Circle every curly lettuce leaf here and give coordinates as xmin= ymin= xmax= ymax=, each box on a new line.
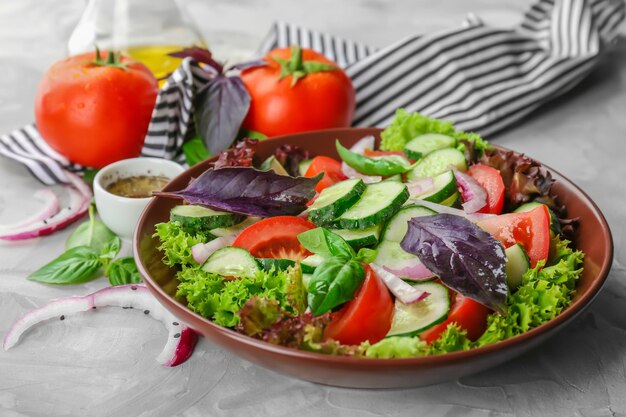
xmin=153 ymin=221 xmax=213 ymax=267
xmin=380 ymin=109 xmax=456 ymax=151
xmin=176 ymin=265 xmax=304 ymax=327
xmin=364 ymin=336 xmax=427 ymax=358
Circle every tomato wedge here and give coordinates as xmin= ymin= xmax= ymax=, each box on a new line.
xmin=420 ymin=292 xmax=490 ymax=343
xmin=304 ymin=156 xmax=347 ymax=193
xmin=477 ymin=205 xmax=550 ymax=267
xmin=468 ymin=164 xmax=505 ymax=215
xmin=324 ymin=265 xmax=394 ymax=345
xmin=231 ymin=216 xmax=315 ymax=261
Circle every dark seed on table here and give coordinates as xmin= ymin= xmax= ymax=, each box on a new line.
xmin=92 ymin=306 xmax=96 ymax=309
xmin=173 ymin=333 xmax=180 ymax=338
xmin=144 ymin=310 xmax=150 ymax=315
xmin=60 ymin=315 xmax=65 ymax=320
xmin=172 ymin=322 xmax=179 ymax=326
xmin=131 ymin=286 xmax=137 ymax=291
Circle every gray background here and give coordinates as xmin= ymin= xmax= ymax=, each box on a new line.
xmin=0 ymin=1 xmax=625 ymax=416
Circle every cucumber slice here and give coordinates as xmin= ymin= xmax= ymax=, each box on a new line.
xmin=257 ymin=258 xmax=296 ymax=272
xmin=298 ymin=159 xmax=313 ymax=176
xmin=301 ymin=254 xmax=325 ymax=274
xmin=308 ymin=178 xmax=365 ymax=226
xmin=380 ymin=205 xmax=437 ymax=242
xmin=505 ymin=243 xmax=530 ymax=290
xmin=337 ymin=181 xmax=409 ymax=229
xmin=514 ymin=202 xmax=561 ymax=235
xmin=387 ymin=282 xmax=450 ymax=337
xmin=383 ymin=174 xmax=403 ymax=182
xmin=171 ymin=205 xmax=245 ymax=233
xmin=439 ymin=191 xmax=461 ymax=208
xmin=202 ymin=247 xmax=260 ymax=278
xmin=403 ymin=133 xmax=457 ymax=161
xmin=210 ymin=217 xmax=260 ymax=237
xmin=407 ymin=148 xmax=467 ymax=180
xmin=375 ymin=205 xmax=436 ymax=276
xmin=333 ymin=224 xmax=381 ymax=249
xmin=411 ymin=170 xmax=457 ymax=203
xmin=260 ymin=156 xmax=288 ymax=175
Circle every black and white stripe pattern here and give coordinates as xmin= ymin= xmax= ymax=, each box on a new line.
xmin=0 ymin=0 xmax=623 ymax=185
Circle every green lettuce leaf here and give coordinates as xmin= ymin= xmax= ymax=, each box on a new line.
xmin=380 ymin=109 xmax=456 ymax=151
xmin=363 ymin=336 xmax=427 ymax=358
xmin=176 ymin=265 xmax=304 ymax=327
xmin=153 ymin=221 xmax=212 ymax=267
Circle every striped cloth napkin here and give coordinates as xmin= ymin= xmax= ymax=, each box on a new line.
xmin=1 ymin=0 xmax=623 ymax=185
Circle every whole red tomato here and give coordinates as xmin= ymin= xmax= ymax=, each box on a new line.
xmin=240 ymin=46 xmax=355 ymax=137
xmin=35 ymin=50 xmax=158 ymax=168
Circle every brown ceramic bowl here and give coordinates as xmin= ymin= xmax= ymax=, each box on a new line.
xmin=133 ymin=128 xmax=613 ymax=388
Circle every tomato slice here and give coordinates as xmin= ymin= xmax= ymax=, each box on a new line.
xmin=468 ymin=164 xmax=505 ymax=215
xmin=304 ymin=156 xmax=347 ymax=193
xmin=419 ymin=292 xmax=490 ymax=343
xmin=477 ymin=205 xmax=550 ymax=267
xmin=324 ymin=265 xmax=394 ymax=345
xmin=231 ymin=216 xmax=315 ymax=261
xmin=363 ymin=149 xmax=405 ymax=158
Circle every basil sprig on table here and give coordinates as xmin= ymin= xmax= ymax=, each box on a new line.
xmin=28 ymin=204 xmax=141 ymax=286
xmin=336 ymin=140 xmax=417 ymax=176
xmin=297 ymin=228 xmax=376 ymax=316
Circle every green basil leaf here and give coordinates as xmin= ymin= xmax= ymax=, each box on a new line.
xmin=307 ymin=257 xmax=365 ymax=316
xmin=99 ymin=236 xmax=121 ymax=266
xmin=355 ymin=247 xmax=377 ymax=263
xmin=66 ymin=204 xmax=116 ymax=252
xmin=106 ymin=257 xmax=142 ymax=286
xmin=182 ymin=136 xmax=211 ymax=166
xmin=28 ymin=246 xmax=101 ymax=284
xmin=297 ymin=228 xmax=355 ymax=259
xmin=336 ymin=140 xmax=417 ymax=176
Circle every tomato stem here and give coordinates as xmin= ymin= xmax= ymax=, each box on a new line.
xmin=91 ymin=47 xmax=128 ymax=70
xmin=272 ymin=45 xmax=337 ymax=87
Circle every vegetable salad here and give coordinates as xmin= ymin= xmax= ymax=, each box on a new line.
xmin=154 ymin=110 xmax=584 ymax=358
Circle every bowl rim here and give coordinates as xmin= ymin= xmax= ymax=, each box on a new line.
xmin=133 ymin=127 xmax=614 ymax=367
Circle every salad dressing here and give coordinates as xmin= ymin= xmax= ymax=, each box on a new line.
xmin=106 ymin=175 xmax=169 ymax=198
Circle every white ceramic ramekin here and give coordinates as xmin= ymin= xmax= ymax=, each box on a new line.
xmin=94 ymin=158 xmax=185 ymax=240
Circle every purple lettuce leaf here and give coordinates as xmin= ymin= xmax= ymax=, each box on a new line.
xmin=400 ymin=213 xmax=508 ymax=314
xmin=195 ymin=75 xmax=251 ymax=155
xmin=154 ymin=167 xmax=322 ymax=217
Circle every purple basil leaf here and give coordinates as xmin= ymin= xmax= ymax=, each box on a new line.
xmin=400 ymin=214 xmax=508 ymax=314
xmin=229 ymin=59 xmax=267 ymax=72
xmin=155 ymin=167 xmax=323 ymax=217
xmin=168 ymin=47 xmax=224 ymax=73
xmin=195 ymin=75 xmax=251 ymax=155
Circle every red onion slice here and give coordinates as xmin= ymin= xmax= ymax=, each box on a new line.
xmin=191 ymin=235 xmax=237 ymax=265
xmin=371 ymin=263 xmax=430 ymax=304
xmin=0 ymin=171 xmax=92 ymax=241
xmin=3 ymin=284 xmax=197 ymax=367
xmin=409 ymin=199 xmax=495 ymax=222
xmin=406 ymin=177 xmax=435 ymax=198
xmin=382 ymin=258 xmax=436 ymax=281
xmin=0 ymin=189 xmax=60 ymax=230
xmin=453 ymin=170 xmax=487 ymax=214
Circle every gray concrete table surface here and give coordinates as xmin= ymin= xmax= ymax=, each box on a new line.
xmin=0 ymin=1 xmax=625 ymax=416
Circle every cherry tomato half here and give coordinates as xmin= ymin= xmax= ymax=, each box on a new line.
xmin=468 ymin=164 xmax=505 ymax=215
xmin=420 ymin=292 xmax=490 ymax=343
xmin=324 ymin=265 xmax=394 ymax=345
xmin=304 ymin=156 xmax=347 ymax=193
xmin=231 ymin=216 xmax=316 ymax=261
xmin=478 ymin=205 xmax=551 ymax=267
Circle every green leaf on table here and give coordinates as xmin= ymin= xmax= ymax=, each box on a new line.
xmin=297 ymin=228 xmax=355 ymax=259
xmin=182 ymin=136 xmax=211 ymax=166
xmin=106 ymin=257 xmax=142 ymax=286
xmin=98 ymin=236 xmax=121 ymax=267
xmin=28 ymin=246 xmax=101 ymax=285
xmin=66 ymin=204 xmax=116 ymax=252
